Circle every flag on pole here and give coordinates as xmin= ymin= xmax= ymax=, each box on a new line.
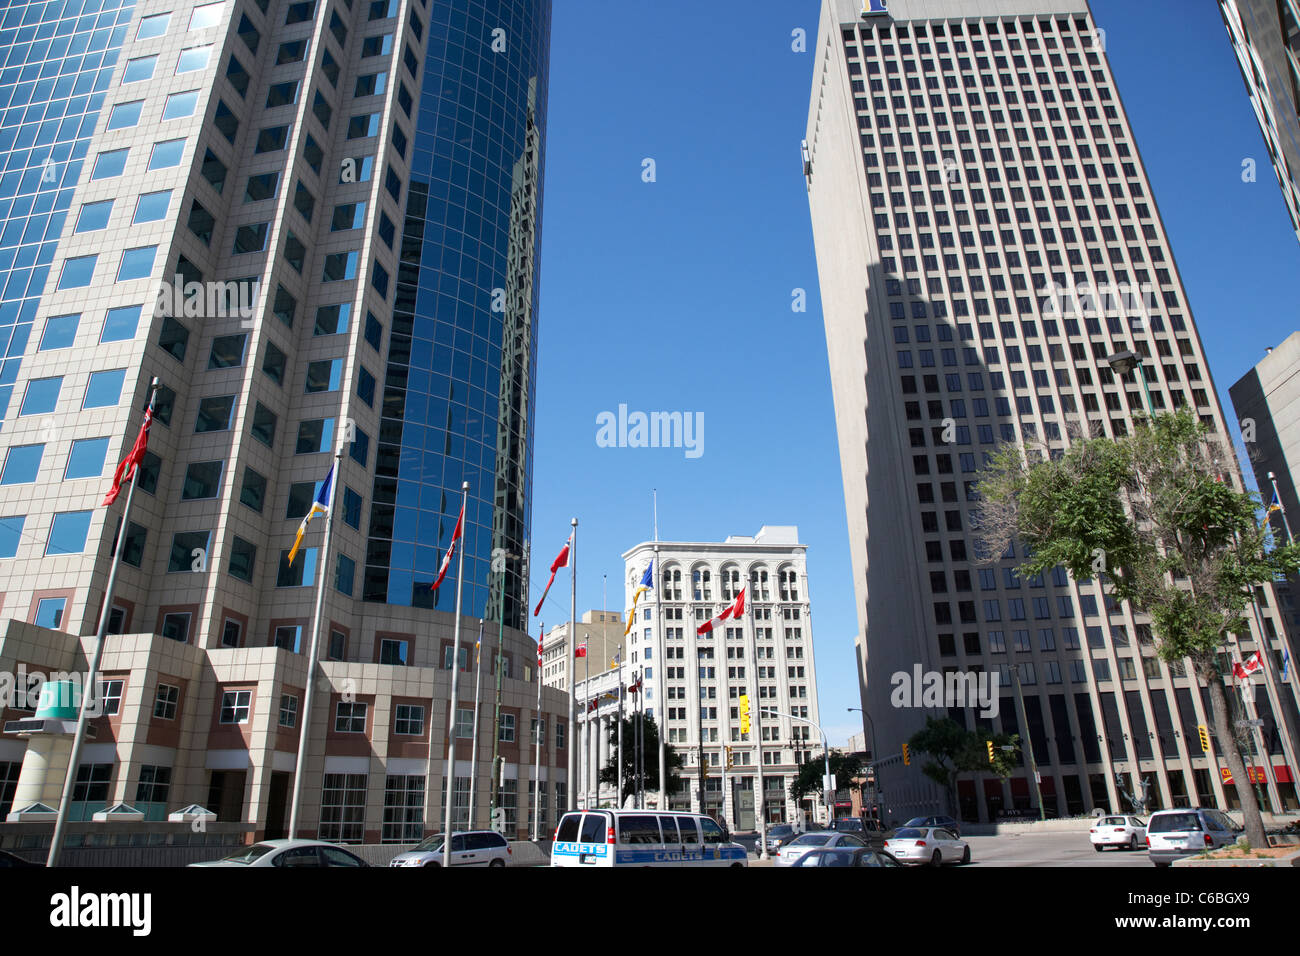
xmin=287 ymin=464 xmax=334 ymax=565
xmin=588 ymin=698 xmax=598 ymax=713
xmin=624 ymin=561 xmax=654 ymax=636
xmin=1282 ymin=648 xmax=1290 ymax=681
xmin=1232 ymin=651 xmax=1263 ymax=680
xmin=532 ymin=535 xmax=571 ymax=616
xmin=697 ymin=586 xmax=746 ymax=635
xmin=576 ymin=641 xmax=587 ymax=659
xmin=102 ymin=406 xmax=153 ymax=506
xmin=1267 ymin=490 xmax=1282 ymax=514
xmin=628 ymin=675 xmax=643 ymax=695
xmin=429 ymin=499 xmax=465 ymax=593
xmin=537 ymin=624 xmax=544 ymax=668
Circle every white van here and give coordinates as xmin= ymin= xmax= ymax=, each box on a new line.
xmin=550 ymin=810 xmax=748 ymax=867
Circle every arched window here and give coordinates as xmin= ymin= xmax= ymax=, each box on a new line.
xmin=692 ymin=566 xmax=712 ymax=601
xmin=779 ymin=567 xmax=800 ymax=601
xmin=720 ymin=565 xmax=741 ymax=600
xmin=749 ymin=568 xmax=770 ymax=601
xmin=662 ymin=566 xmax=682 ymax=601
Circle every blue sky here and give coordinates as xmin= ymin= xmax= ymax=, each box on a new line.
xmin=526 ymin=0 xmax=1300 ymax=747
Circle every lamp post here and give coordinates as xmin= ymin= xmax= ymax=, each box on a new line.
xmin=762 ymin=707 xmax=832 ymax=826
xmin=847 ymin=706 xmax=879 ymax=824
xmin=1106 ymin=349 xmax=1155 ymax=418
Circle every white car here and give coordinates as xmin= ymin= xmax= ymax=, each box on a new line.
xmin=882 ymin=826 xmax=970 ymax=866
xmin=1089 ymin=815 xmax=1147 ymax=851
xmin=776 ymin=832 xmax=866 ymax=867
xmin=389 ymin=830 xmax=511 ymax=867
xmin=189 ymin=839 xmax=368 ymax=867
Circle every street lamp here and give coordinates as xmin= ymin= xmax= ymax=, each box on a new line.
xmin=762 ymin=707 xmax=833 ymax=826
xmin=1106 ymin=349 xmax=1155 ymax=418
xmin=847 ymin=706 xmax=880 ymax=824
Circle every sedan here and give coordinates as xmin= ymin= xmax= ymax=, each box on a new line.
xmin=883 ymin=827 xmax=970 ymax=866
xmin=777 ymin=832 xmax=866 ymax=867
xmin=763 ymin=823 xmax=823 ymax=852
xmin=1089 ymin=815 xmax=1147 ymax=852
xmin=789 ymin=847 xmax=901 ymax=867
xmin=902 ymin=815 xmax=961 ymax=837
xmin=189 ymin=839 xmax=368 ymax=867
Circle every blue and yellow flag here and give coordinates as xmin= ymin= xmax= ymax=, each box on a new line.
xmin=1268 ymin=490 xmax=1282 ymax=514
xmin=624 ymin=560 xmax=654 ymax=636
xmin=288 ymin=464 xmax=334 ymax=565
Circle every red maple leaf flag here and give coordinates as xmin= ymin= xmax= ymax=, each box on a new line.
xmin=537 ymin=626 xmax=544 ymax=668
xmin=103 ymin=407 xmax=153 ymax=506
xmin=697 ymin=586 xmax=747 ymax=635
xmin=1232 ymin=651 xmax=1262 ymax=680
xmin=575 ymin=641 xmax=587 ymax=659
xmin=429 ymin=499 xmax=465 ymax=593
xmin=532 ymin=535 xmax=571 ymax=616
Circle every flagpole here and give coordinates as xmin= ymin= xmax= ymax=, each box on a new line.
xmin=637 ymin=671 xmax=645 ymax=808
xmin=654 ymin=544 xmax=665 ymax=810
xmin=48 ymin=377 xmax=159 ymax=866
xmin=468 ymin=619 xmax=485 ymax=829
xmin=745 ymin=587 xmax=769 ymax=859
xmin=441 ymin=481 xmax=470 ymax=868
xmin=617 ymin=660 xmax=625 ymax=808
xmin=1269 ymin=473 xmax=1295 ymax=545
xmin=287 ymin=447 xmax=344 ymax=840
xmin=489 ymin=553 xmax=506 ymax=830
xmin=567 ymin=518 xmax=577 ymax=810
xmin=584 ymin=624 xmax=591 ymax=808
xmin=532 ymin=626 xmax=543 ymax=841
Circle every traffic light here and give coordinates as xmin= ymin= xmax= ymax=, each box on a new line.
xmin=902 ymin=743 xmax=911 ymax=766
xmin=1197 ymin=724 xmax=1210 ymax=753
xmin=725 ymin=746 xmax=734 ymax=770
xmin=701 ymin=752 xmax=710 ymax=779
xmin=986 ymin=740 xmax=995 ymax=763
xmin=739 ymin=695 xmax=751 ymax=734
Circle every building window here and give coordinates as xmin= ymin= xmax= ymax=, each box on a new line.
xmin=72 ymin=764 xmax=112 ymax=803
xmin=273 ymin=625 xmax=302 ymax=653
xmin=160 ymin=612 xmax=191 ymax=643
xmin=335 ymin=701 xmax=368 ymax=733
xmin=382 ymin=775 xmax=424 ymax=843
xmin=154 ymin=683 xmax=179 ymax=720
xmin=379 ymin=638 xmax=408 ymax=665
xmin=98 ymin=679 xmax=124 ymax=716
xmin=221 ymin=619 xmax=242 ymax=648
xmin=219 ymin=690 xmax=252 ymax=724
xmin=319 ymin=773 xmax=367 ymax=842
xmin=394 ymin=704 xmax=424 ymax=735
xmin=279 ymin=694 xmax=298 ymax=728
xmin=135 ymin=765 xmax=171 ymax=804
xmin=499 ymin=713 xmax=516 ymax=743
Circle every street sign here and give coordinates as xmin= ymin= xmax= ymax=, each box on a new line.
xmin=1236 ymin=719 xmax=1264 ymax=727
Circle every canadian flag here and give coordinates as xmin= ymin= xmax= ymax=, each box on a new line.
xmin=697 ymin=586 xmax=746 ymax=635
xmin=429 ymin=500 xmax=465 ymax=593
xmin=1232 ymin=651 xmax=1263 ymax=680
xmin=532 ymin=536 xmax=571 ymax=616
xmin=537 ymin=626 xmax=544 ymax=668
xmin=575 ymin=641 xmax=587 ymax=659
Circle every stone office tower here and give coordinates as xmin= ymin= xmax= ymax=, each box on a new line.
xmin=0 ymin=0 xmax=563 ymax=845
xmin=805 ymin=0 xmax=1300 ymax=822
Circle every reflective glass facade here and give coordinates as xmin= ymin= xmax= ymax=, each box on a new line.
xmin=365 ymin=0 xmax=550 ymax=630
xmin=0 ymin=0 xmax=135 ymax=423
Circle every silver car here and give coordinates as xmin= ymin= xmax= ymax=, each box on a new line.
xmin=189 ymin=839 xmax=368 ymax=867
xmin=882 ymin=827 xmax=970 ymax=866
xmin=776 ymin=832 xmax=866 ymax=867
xmin=1146 ymin=808 xmax=1241 ymax=867
xmin=388 ymin=830 xmax=511 ymax=867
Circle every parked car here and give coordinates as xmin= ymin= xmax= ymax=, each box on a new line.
xmin=1145 ymin=808 xmax=1242 ymax=867
xmin=390 ymin=830 xmax=511 ymax=867
xmin=777 ymin=832 xmax=867 ymax=867
xmin=789 ymin=847 xmax=901 ymax=867
xmin=902 ymin=815 xmax=961 ymax=837
xmin=883 ymin=827 xmax=970 ymax=866
xmin=1089 ymin=815 xmax=1147 ymax=852
xmin=831 ymin=817 xmax=865 ymax=833
xmin=189 ymin=839 xmax=368 ymax=868
xmin=763 ymin=822 xmax=823 ymax=853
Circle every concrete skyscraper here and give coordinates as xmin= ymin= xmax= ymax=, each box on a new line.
xmin=806 ymin=0 xmax=1300 ymax=822
xmin=0 ymin=0 xmax=564 ymax=847
xmin=1219 ymin=0 xmax=1300 ymax=247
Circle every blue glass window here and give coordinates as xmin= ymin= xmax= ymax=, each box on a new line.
xmin=195 ymin=396 xmax=236 ymax=432
xmin=137 ymin=13 xmax=171 ymax=39
xmin=1 ymin=445 xmax=44 ymax=485
xmin=65 ymin=438 xmax=111 ymax=479
xmin=336 ymin=554 xmax=356 ymax=595
xmin=177 ymin=47 xmax=212 ymax=74
xmin=322 ymin=251 xmax=358 ymax=281
xmin=75 ymin=200 xmax=113 ymax=232
xmin=101 ymin=306 xmax=142 ymax=343
xmin=148 ymin=139 xmax=186 ymax=170
xmin=34 ymin=598 xmax=66 ymax=628
xmin=19 ymin=377 xmax=62 ymax=416
xmin=0 ymin=517 xmax=24 ymax=559
xmin=162 ymin=90 xmax=200 ymax=121
xmin=133 ymin=191 xmax=172 ymax=224
xmin=107 ymin=101 xmax=144 ymax=130
xmin=305 ymin=359 xmax=343 ymax=392
xmin=83 ymin=369 xmax=128 ymax=409
xmin=295 ymin=418 xmax=335 ymax=453
xmin=314 ymin=303 xmax=351 ymax=335
xmin=123 ymin=55 xmax=157 ymax=83
xmin=91 ymin=149 xmax=129 ymax=180
xmin=47 ymin=511 xmax=94 ymax=556
xmin=189 ymin=3 xmax=223 ymax=29
xmin=39 ymin=314 xmax=80 ymax=351
xmin=117 ymin=246 xmax=158 ymax=281
xmin=277 ymin=548 xmax=318 ymax=586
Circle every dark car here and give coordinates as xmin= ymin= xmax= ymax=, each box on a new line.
xmin=831 ymin=817 xmax=865 ymax=833
xmin=902 ymin=815 xmax=960 ymax=837
xmin=763 ymin=822 xmax=825 ymax=852
xmin=789 ymin=847 xmax=902 ymax=867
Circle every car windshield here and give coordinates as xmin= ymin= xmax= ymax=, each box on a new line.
xmin=903 ymin=817 xmax=928 ymax=827
xmin=892 ymin=828 xmax=925 ymax=840
xmin=218 ymin=843 xmax=278 ymax=864
xmin=1149 ymin=813 xmax=1201 ymax=833
xmin=836 ymin=819 xmax=863 ymax=829
xmin=791 ymin=834 xmax=832 ymax=847
xmin=770 ymin=826 xmax=793 ymax=836
xmin=413 ymin=834 xmax=445 ymax=851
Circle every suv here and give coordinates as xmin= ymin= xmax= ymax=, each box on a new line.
xmin=389 ymin=830 xmax=511 ymax=867
xmin=1145 ymin=808 xmax=1242 ymax=867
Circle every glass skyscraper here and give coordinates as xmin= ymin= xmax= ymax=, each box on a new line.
xmin=0 ymin=0 xmax=564 ymax=843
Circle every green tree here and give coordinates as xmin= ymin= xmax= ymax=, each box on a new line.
xmin=975 ymin=409 xmax=1300 ymax=847
xmin=907 ymin=716 xmax=1018 ymax=815
xmin=598 ymin=713 xmax=683 ymax=803
xmin=789 ymin=752 xmax=866 ymax=803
